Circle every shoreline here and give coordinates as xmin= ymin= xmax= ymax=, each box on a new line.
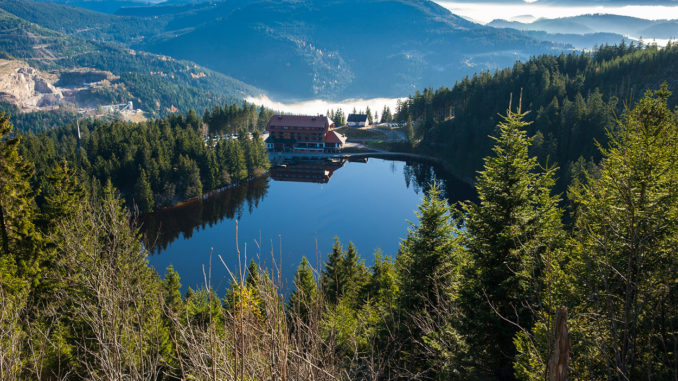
xmin=148 ymin=149 xmax=473 ymax=216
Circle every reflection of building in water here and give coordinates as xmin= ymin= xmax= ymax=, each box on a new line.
xmin=270 ymin=159 xmax=346 ymax=183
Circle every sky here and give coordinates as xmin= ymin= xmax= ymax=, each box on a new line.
xmin=435 ymin=1 xmax=678 ymax=24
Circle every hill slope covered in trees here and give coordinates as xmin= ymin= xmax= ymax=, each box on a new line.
xmin=393 ymin=43 xmax=678 ymax=189
xmin=2 ymin=0 xmax=568 ymax=100
xmin=0 ymin=5 xmax=263 ymax=125
xmin=1 ymin=85 xmax=677 ymax=379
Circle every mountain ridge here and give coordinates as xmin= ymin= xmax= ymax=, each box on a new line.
xmin=489 ymin=14 xmax=678 ymax=39
xmin=0 ymin=6 xmax=264 ymax=124
xmin=139 ymin=0 xmax=568 ymax=99
xmin=2 ymin=0 xmax=571 ymax=100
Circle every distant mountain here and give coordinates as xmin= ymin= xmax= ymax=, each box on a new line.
xmin=489 ymin=14 xmax=678 ymax=39
xmin=5 ymin=0 xmax=568 ymax=100
xmin=521 ymin=31 xmax=628 ymax=50
xmin=445 ymin=0 xmax=678 ymax=4
xmin=136 ymin=0 xmax=566 ymax=100
xmin=33 ymin=0 xmax=157 ymax=14
xmin=0 ymin=7 xmax=262 ymax=119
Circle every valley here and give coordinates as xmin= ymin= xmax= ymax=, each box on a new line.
xmin=1 ymin=1 xmax=678 ymax=380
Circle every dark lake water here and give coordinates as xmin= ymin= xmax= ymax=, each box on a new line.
xmin=142 ymin=157 xmax=475 ymax=294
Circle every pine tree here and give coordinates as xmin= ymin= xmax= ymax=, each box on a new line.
xmin=40 ymin=160 xmax=84 ymax=232
xmin=568 ymin=85 xmax=678 ymax=379
xmin=406 ymin=115 xmax=415 ymax=146
xmin=176 ymin=155 xmax=203 ymax=200
xmin=245 ymin=259 xmax=259 ymax=290
xmin=338 ymin=241 xmax=368 ymax=304
xmin=365 ymin=251 xmax=398 ymax=306
xmin=397 ymin=183 xmax=456 ymax=312
xmin=320 ymin=238 xmax=368 ymax=306
xmin=134 ymin=168 xmax=154 ymax=212
xmin=458 ymin=106 xmax=563 ymax=379
xmin=0 ymin=113 xmax=42 ymax=285
xmin=288 ymin=257 xmax=317 ymax=323
xmin=321 ymin=237 xmax=343 ymax=304
xmin=163 ymin=265 xmax=182 ymax=313
xmin=394 ymin=182 xmax=462 ymax=375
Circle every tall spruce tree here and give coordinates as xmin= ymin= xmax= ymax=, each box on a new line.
xmin=395 ymin=182 xmax=461 ymax=376
xmin=339 ymin=242 xmax=369 ymax=303
xmin=288 ymin=257 xmax=318 ymax=323
xmin=568 ymin=85 xmax=678 ymax=379
xmin=134 ymin=168 xmax=154 ymax=213
xmin=321 ymin=237 xmax=343 ymax=305
xmin=458 ymin=105 xmax=563 ymax=379
xmin=0 ymin=113 xmax=42 ymax=286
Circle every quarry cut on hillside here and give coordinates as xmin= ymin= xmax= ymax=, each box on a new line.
xmin=0 ymin=59 xmax=145 ymax=122
xmin=0 ymin=59 xmax=63 ymax=111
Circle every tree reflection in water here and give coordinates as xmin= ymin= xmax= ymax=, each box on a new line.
xmin=142 ymin=176 xmax=270 ymax=253
xmin=141 ymin=158 xmax=475 ymax=254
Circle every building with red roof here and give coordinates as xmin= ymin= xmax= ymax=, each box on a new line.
xmin=265 ymin=114 xmax=347 ymax=153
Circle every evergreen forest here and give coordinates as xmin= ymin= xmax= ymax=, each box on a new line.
xmin=16 ymin=106 xmax=269 ymax=214
xmin=393 ymin=42 xmax=678 ymax=190
xmin=2 ymin=82 xmax=677 ymax=379
xmin=1 ymin=42 xmax=678 ymax=380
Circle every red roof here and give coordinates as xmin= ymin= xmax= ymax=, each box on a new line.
xmin=267 ymin=115 xmax=332 ymax=129
xmin=324 ymin=129 xmax=347 ymax=145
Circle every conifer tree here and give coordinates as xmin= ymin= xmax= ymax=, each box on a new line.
xmin=406 ymin=115 xmax=415 ymax=146
xmin=339 ymin=241 xmax=369 ymax=303
xmin=365 ymin=251 xmax=398 ymax=306
xmin=458 ymin=106 xmax=563 ymax=379
xmin=395 ymin=182 xmax=461 ymax=375
xmin=134 ymin=168 xmax=155 ymax=212
xmin=397 ymin=183 xmax=456 ymax=313
xmin=0 ymin=113 xmax=41 ymax=284
xmin=288 ymin=257 xmax=317 ymax=323
xmin=245 ymin=259 xmax=259 ymax=290
xmin=321 ymin=237 xmax=343 ymax=304
xmin=320 ymin=238 xmax=368 ymax=306
xmin=163 ymin=265 xmax=182 ymax=313
xmin=41 ymin=161 xmax=84 ymax=228
xmin=568 ymin=85 xmax=678 ymax=379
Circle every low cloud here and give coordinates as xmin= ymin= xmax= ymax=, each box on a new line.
xmin=436 ymin=1 xmax=678 ymax=24
xmin=245 ymin=95 xmax=406 ymax=116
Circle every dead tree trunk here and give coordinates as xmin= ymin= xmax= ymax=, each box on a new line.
xmin=548 ymin=307 xmax=570 ymax=381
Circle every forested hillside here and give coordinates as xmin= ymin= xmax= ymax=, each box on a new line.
xmin=2 ymin=85 xmax=676 ymax=380
xmin=0 ymin=7 xmax=262 ymax=121
xmin=141 ymin=0 xmax=564 ymax=99
xmin=18 ymin=108 xmax=269 ymax=213
xmin=394 ymin=43 xmax=678 ymax=188
xmin=2 ymin=0 xmax=568 ymax=100
xmin=0 ymin=101 xmax=78 ymax=133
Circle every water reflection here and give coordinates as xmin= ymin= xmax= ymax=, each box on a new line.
xmin=269 ymin=158 xmax=346 ymax=184
xmin=142 ymin=157 xmax=475 ymax=255
xmin=142 ymin=176 xmax=270 ymax=253
xmin=400 ymin=158 xmax=476 ymax=203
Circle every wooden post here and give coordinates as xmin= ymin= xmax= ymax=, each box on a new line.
xmin=548 ymin=306 xmax=570 ymax=381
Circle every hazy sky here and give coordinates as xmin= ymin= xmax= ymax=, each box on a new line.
xmin=435 ymin=1 xmax=678 ymax=23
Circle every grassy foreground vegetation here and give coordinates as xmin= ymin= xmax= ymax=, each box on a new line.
xmin=1 ymin=83 xmax=676 ymax=379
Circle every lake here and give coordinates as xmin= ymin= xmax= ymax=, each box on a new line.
xmin=142 ymin=157 xmax=475 ymax=294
